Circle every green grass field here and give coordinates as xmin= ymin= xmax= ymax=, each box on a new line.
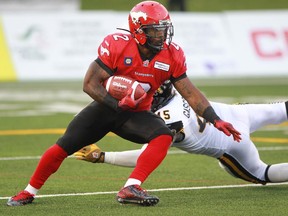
xmin=0 ymin=77 xmax=288 ymax=215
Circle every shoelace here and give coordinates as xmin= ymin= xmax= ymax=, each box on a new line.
xmin=132 ymin=185 xmax=147 ymax=196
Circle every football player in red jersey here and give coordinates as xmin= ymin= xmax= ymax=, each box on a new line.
xmin=7 ymin=1 xmax=241 ymax=207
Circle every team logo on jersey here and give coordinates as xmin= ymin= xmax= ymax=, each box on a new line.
xmin=130 ymin=11 xmax=147 ymax=24
xmin=100 ymin=45 xmax=109 ymax=56
xmin=143 ymin=60 xmax=149 ymax=67
xmin=154 ymin=61 xmax=170 ymax=71
xmin=124 ymin=57 xmax=133 ymax=65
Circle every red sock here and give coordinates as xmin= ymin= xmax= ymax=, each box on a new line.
xmin=129 ymin=135 xmax=172 ymax=183
xmin=29 ymin=144 xmax=68 ymax=189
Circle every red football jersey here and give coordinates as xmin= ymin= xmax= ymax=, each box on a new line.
xmin=97 ymin=33 xmax=187 ymax=111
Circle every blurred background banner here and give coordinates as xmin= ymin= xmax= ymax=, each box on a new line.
xmin=0 ymin=18 xmax=17 ymax=81
xmin=0 ymin=12 xmax=128 ymax=81
xmin=0 ymin=10 xmax=287 ymax=81
xmin=225 ymin=11 xmax=288 ymax=76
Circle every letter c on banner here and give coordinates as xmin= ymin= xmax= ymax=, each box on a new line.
xmin=251 ymin=30 xmax=283 ymax=58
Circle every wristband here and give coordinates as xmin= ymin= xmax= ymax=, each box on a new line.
xmin=103 ymin=94 xmax=122 ymax=113
xmin=202 ymin=106 xmax=220 ymax=124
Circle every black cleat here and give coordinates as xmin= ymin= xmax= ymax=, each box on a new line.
xmin=116 ymin=185 xmax=159 ymax=206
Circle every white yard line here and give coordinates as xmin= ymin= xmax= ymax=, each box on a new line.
xmin=1 ymin=146 xmax=288 ymax=200
xmin=1 ymin=182 xmax=288 ymax=200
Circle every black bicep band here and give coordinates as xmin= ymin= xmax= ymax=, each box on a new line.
xmin=95 ymin=58 xmax=114 ymax=75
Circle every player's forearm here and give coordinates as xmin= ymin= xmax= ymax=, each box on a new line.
xmin=83 ymin=62 xmax=108 ymax=100
xmin=83 ymin=61 xmax=120 ymax=111
xmin=174 ymin=78 xmax=218 ymax=121
xmin=189 ymin=95 xmax=220 ymax=124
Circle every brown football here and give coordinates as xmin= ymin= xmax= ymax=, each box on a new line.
xmin=103 ymin=75 xmax=146 ymax=100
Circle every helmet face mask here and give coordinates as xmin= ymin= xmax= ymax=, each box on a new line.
xmin=151 ymin=80 xmax=175 ymax=112
xmin=142 ymin=22 xmax=174 ymax=52
xmin=128 ymin=1 xmax=174 ymax=53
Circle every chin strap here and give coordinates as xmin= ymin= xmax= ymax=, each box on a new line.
xmin=116 ymin=28 xmax=132 ymax=34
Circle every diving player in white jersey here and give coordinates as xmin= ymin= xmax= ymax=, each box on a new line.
xmin=74 ymin=81 xmax=288 ymax=185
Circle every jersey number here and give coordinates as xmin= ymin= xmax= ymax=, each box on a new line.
xmin=156 ymin=110 xmax=208 ymax=133
xmin=112 ymin=34 xmax=129 ymax=41
xmin=156 ymin=110 xmax=170 ymax=120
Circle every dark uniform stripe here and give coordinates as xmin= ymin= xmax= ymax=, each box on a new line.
xmin=219 ymin=153 xmax=267 ymax=185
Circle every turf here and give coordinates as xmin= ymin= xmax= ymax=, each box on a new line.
xmin=0 ymin=77 xmax=287 ymax=215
